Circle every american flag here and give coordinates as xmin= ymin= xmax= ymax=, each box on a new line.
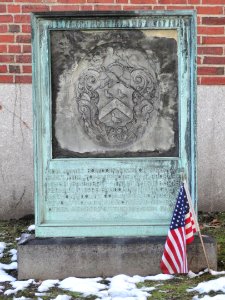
xmin=160 ymin=184 xmax=197 ymax=274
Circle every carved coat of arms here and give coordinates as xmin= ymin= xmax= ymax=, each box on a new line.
xmin=76 ymin=42 xmax=160 ymax=147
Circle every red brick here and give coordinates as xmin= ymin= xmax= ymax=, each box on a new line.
xmin=197 ymin=56 xmax=202 ymax=64
xmin=15 ymin=75 xmax=32 ymax=83
xmin=22 ymin=25 xmax=31 ymax=33
xmin=50 ymin=5 xmax=79 ymax=11
xmin=115 ymin=0 xmax=128 ymax=3
xmin=21 ymin=5 xmax=50 ymax=12
xmin=16 ymin=34 xmax=31 ymax=43
xmin=197 ymin=6 xmax=223 ymax=15
xmin=7 ymin=4 xmax=21 ymax=13
xmin=14 ymin=15 xmax=30 ymax=23
xmin=22 ymin=45 xmax=31 ymax=53
xmin=8 ymin=24 xmax=20 ymax=33
xmin=58 ymin=0 xmax=85 ymax=2
xmin=15 ymin=0 xmax=41 ymax=3
xmin=198 ymin=47 xmax=223 ymax=55
xmin=79 ymin=5 xmax=93 ymax=10
xmin=0 ymin=15 xmax=13 ymax=23
xmin=124 ymin=5 xmax=152 ymax=10
xmin=152 ymin=5 xmax=166 ymax=9
xmin=23 ymin=65 xmax=32 ymax=73
xmin=158 ymin=0 xmax=187 ymax=3
xmin=87 ymin=0 xmax=113 ymax=2
xmin=197 ymin=77 xmax=201 ymax=85
xmin=202 ymin=17 xmax=225 ymax=25
xmin=0 ymin=25 xmax=8 ymax=33
xmin=0 ymin=65 xmax=7 ymax=73
xmin=130 ymin=0 xmax=156 ymax=3
xmin=203 ymin=37 xmax=225 ymax=44
xmin=188 ymin=0 xmax=200 ymax=3
xmin=93 ymin=5 xmax=121 ymax=10
xmin=8 ymin=45 xmax=21 ymax=53
xmin=198 ymin=66 xmax=224 ymax=75
xmin=201 ymin=77 xmax=225 ymax=85
xmin=202 ymin=0 xmax=225 ymax=4
xmin=166 ymin=5 xmax=193 ymax=9
xmin=0 ymin=45 xmax=7 ymax=52
xmin=197 ymin=16 xmax=201 ymax=25
xmin=0 ymin=5 xmax=6 ymax=13
xmin=203 ymin=56 xmax=225 ymax=64
xmin=198 ymin=27 xmax=224 ymax=35
xmin=16 ymin=55 xmax=31 ymax=63
xmin=0 ymin=35 xmax=14 ymax=43
xmin=0 ymin=55 xmax=14 ymax=63
xmin=9 ymin=65 xmax=20 ymax=73
xmin=0 ymin=75 xmax=13 ymax=83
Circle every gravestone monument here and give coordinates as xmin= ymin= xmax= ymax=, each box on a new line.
xmin=18 ymin=11 xmax=217 ymax=279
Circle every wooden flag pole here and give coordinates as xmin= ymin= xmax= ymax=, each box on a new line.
xmin=183 ymin=180 xmax=211 ymax=273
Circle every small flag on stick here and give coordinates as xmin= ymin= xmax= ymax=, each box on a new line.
xmin=160 ymin=184 xmax=197 ymax=274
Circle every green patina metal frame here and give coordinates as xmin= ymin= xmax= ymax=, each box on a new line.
xmin=32 ymin=11 xmax=197 ymax=237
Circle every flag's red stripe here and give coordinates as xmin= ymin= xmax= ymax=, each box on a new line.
xmin=163 ymin=238 xmax=178 ymax=273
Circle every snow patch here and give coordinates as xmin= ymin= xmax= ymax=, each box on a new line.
xmin=210 ymin=270 xmax=225 ymax=276
xmin=59 ymin=277 xmax=106 ymax=295
xmin=52 ymin=295 xmax=72 ymax=300
xmin=9 ymin=249 xmax=17 ymax=262
xmin=188 ymin=276 xmax=225 ymax=294
xmin=107 ymin=274 xmax=153 ymax=299
xmin=4 ymin=279 xmax=34 ymax=296
xmin=38 ymin=279 xmax=59 ymax=292
xmin=27 ymin=225 xmax=35 ymax=232
xmin=0 ymin=262 xmax=17 ymax=270
xmin=0 ymin=242 xmax=6 ymax=258
xmin=144 ymin=274 xmax=174 ymax=281
xmin=13 ymin=297 xmax=32 ymax=300
xmin=0 ymin=269 xmax=16 ymax=282
xmin=193 ymin=295 xmax=225 ymax=300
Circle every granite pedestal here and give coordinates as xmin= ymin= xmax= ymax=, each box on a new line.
xmin=18 ymin=235 xmax=217 ymax=280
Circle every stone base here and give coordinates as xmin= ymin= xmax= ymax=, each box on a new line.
xmin=18 ymin=235 xmax=217 ymax=280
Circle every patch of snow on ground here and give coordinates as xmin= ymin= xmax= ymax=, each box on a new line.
xmin=38 ymin=279 xmax=59 ymax=292
xmin=9 ymin=249 xmax=17 ymax=262
xmin=193 ymin=295 xmax=225 ymax=300
xmin=59 ymin=277 xmax=106 ymax=295
xmin=4 ymin=279 xmax=34 ymax=296
xmin=0 ymin=262 xmax=17 ymax=270
xmin=13 ymin=297 xmax=32 ymax=300
xmin=144 ymin=274 xmax=174 ymax=281
xmin=211 ymin=270 xmax=225 ymax=276
xmin=35 ymin=292 xmax=47 ymax=296
xmin=27 ymin=225 xmax=35 ymax=232
xmin=0 ymin=269 xmax=16 ymax=282
xmin=0 ymin=242 xmax=6 ymax=259
xmin=188 ymin=276 xmax=225 ymax=294
xmin=0 ymin=285 xmax=5 ymax=292
xmin=53 ymin=295 xmax=72 ymax=300
xmin=107 ymin=274 xmax=154 ymax=299
xmin=188 ymin=270 xmax=207 ymax=279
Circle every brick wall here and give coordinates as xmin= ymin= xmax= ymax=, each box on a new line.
xmin=0 ymin=0 xmax=225 ymax=84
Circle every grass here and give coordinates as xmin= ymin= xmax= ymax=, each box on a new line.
xmin=0 ymin=212 xmax=224 ymax=299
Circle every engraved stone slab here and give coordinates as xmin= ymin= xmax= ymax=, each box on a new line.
xmin=32 ymin=11 xmax=197 ymax=237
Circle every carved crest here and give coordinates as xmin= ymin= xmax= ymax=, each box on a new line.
xmin=76 ymin=42 xmax=160 ymax=148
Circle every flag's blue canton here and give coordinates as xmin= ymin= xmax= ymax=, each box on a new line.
xmin=170 ymin=185 xmax=189 ymax=230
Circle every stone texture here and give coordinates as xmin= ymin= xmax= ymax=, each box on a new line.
xmin=18 ymin=235 xmax=217 ymax=280
xmin=197 ymin=86 xmax=225 ymax=211
xmin=0 ymin=84 xmax=33 ymax=219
